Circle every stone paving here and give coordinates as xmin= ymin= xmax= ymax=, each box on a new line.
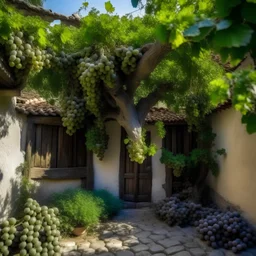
xmin=60 ymin=208 xmax=256 ymax=256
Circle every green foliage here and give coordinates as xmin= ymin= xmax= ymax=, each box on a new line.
xmin=160 ymin=149 xmax=187 ymax=177
xmin=155 ymin=121 xmax=166 ymax=138
xmin=160 ymin=127 xmax=226 ymax=178
xmin=51 ymin=189 xmax=105 ymax=234
xmin=92 ymin=190 xmax=123 ymax=217
xmin=105 ymin=1 xmax=115 ymax=13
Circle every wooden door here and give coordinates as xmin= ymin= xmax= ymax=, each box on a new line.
xmin=119 ymin=129 xmax=152 ymax=202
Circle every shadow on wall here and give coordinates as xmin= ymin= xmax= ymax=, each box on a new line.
xmin=0 ymin=164 xmax=37 ymax=219
xmin=0 ymin=97 xmax=16 ymax=139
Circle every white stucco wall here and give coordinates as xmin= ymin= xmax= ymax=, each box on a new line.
xmin=93 ymin=121 xmax=121 ymax=197
xmin=146 ymin=125 xmax=166 ymax=203
xmin=208 ymin=108 xmax=256 ymax=223
xmin=0 ymin=96 xmax=26 ymax=220
xmin=93 ymin=122 xmax=166 ymax=202
xmin=34 ymin=180 xmax=82 ymax=204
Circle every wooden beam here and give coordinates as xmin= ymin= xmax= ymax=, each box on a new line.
xmin=30 ymin=167 xmax=87 ymax=180
xmin=0 ymin=89 xmax=20 ymax=97
xmin=29 ymin=116 xmax=62 ymax=126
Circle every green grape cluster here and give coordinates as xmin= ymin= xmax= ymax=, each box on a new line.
xmin=78 ymin=54 xmax=116 ymax=117
xmin=127 ymin=138 xmax=148 ymax=164
xmin=0 ymin=218 xmax=17 ymax=256
xmin=85 ymin=123 xmax=109 ymax=160
xmin=18 ymin=198 xmax=61 ymax=256
xmin=6 ymin=32 xmax=53 ymax=72
xmin=61 ymin=96 xmax=86 ymax=135
xmin=114 ymin=47 xmax=142 ymax=75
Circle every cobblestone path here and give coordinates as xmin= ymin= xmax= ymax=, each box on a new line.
xmin=60 ymin=208 xmax=256 ymax=256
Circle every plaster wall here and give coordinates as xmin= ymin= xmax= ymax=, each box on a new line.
xmin=0 ymin=96 xmax=26 ymax=220
xmin=208 ymin=108 xmax=256 ymax=223
xmin=93 ymin=122 xmax=166 ymax=202
xmin=34 ymin=180 xmax=82 ymax=204
xmin=93 ymin=121 xmax=121 ymax=197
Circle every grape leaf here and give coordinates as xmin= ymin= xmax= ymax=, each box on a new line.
xmin=242 ymin=113 xmax=256 ymax=134
xmin=0 ymin=19 xmax=11 ymax=40
xmin=242 ymin=3 xmax=256 ymax=24
xmin=131 ymin=0 xmax=139 ymax=8
xmin=213 ymin=24 xmax=253 ymax=48
xmin=215 ymin=0 xmax=242 ymax=17
xmin=105 ymin=1 xmax=115 ymax=13
xmin=155 ymin=24 xmax=169 ymax=43
xmin=191 ymin=27 xmax=214 ymax=42
xmin=209 ymin=78 xmax=229 ymax=105
xmin=60 ymin=28 xmax=72 ymax=44
xmin=197 ymin=19 xmax=215 ymax=28
xmin=247 ymin=0 xmax=256 ymax=2
xmin=183 ymin=24 xmax=200 ymax=37
xmin=169 ymin=30 xmax=186 ymax=48
xmin=37 ymin=28 xmax=47 ymax=47
xmin=83 ymin=1 xmax=89 ymax=7
xmin=216 ymin=20 xmax=232 ymax=31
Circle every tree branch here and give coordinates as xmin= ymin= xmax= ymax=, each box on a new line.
xmin=7 ymin=0 xmax=81 ymax=27
xmin=137 ymin=84 xmax=173 ymax=124
xmin=126 ymin=42 xmax=172 ymax=97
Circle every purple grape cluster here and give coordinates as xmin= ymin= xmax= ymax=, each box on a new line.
xmin=195 ymin=211 xmax=256 ymax=253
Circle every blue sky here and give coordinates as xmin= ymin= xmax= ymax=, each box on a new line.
xmin=44 ymin=0 xmax=145 ymax=17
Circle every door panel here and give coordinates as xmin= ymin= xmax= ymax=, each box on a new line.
xmin=119 ymin=129 xmax=152 ymax=202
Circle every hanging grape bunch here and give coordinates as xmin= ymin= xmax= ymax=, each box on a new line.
xmin=61 ymin=96 xmax=86 ymax=136
xmin=85 ymin=124 xmax=109 ymax=160
xmin=114 ymin=47 xmax=142 ymax=75
xmin=0 ymin=218 xmax=17 ymax=256
xmin=6 ymin=31 xmax=53 ymax=72
xmin=196 ymin=211 xmax=256 ymax=252
xmin=126 ymin=137 xmax=148 ymax=164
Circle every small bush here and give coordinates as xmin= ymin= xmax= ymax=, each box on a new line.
xmin=51 ymin=189 xmax=104 ymax=234
xmin=93 ymin=189 xmax=123 ymax=218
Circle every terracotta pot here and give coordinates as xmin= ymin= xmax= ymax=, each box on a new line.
xmin=72 ymin=227 xmax=86 ymax=236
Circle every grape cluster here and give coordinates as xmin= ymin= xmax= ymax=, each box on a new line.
xmin=155 ymin=195 xmax=217 ymax=227
xmin=61 ymin=96 xmax=86 ymax=135
xmin=0 ymin=218 xmax=17 ymax=256
xmin=196 ymin=211 xmax=256 ymax=252
xmin=114 ymin=47 xmax=142 ymax=74
xmin=17 ymin=198 xmax=61 ymax=256
xmin=85 ymin=124 xmax=109 ymax=160
xmin=78 ymin=54 xmax=116 ymax=117
xmin=6 ymin=32 xmax=53 ymax=72
xmin=127 ymin=138 xmax=148 ymax=164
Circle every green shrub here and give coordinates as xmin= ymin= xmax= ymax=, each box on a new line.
xmin=51 ymin=189 xmax=104 ymax=234
xmin=93 ymin=189 xmax=123 ymax=218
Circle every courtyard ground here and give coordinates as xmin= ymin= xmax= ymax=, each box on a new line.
xmin=60 ymin=208 xmax=256 ymax=256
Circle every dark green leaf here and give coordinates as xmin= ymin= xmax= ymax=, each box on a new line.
xmin=191 ymin=26 xmax=214 ymax=42
xmin=242 ymin=3 xmax=256 ymax=24
xmin=216 ymin=20 xmax=233 ymax=31
xmin=247 ymin=0 xmax=256 ymax=3
xmin=213 ymin=24 xmax=253 ymax=48
xmin=241 ymin=113 xmax=256 ymax=134
xmin=131 ymin=0 xmax=139 ymax=8
xmin=215 ymin=0 xmax=241 ymax=17
xmin=0 ymin=20 xmax=11 ymax=40
xmin=83 ymin=1 xmax=89 ymax=7
xmin=155 ymin=24 xmax=169 ymax=43
xmin=105 ymin=1 xmax=115 ymax=13
xmin=197 ymin=19 xmax=215 ymax=28
xmin=183 ymin=24 xmax=200 ymax=37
